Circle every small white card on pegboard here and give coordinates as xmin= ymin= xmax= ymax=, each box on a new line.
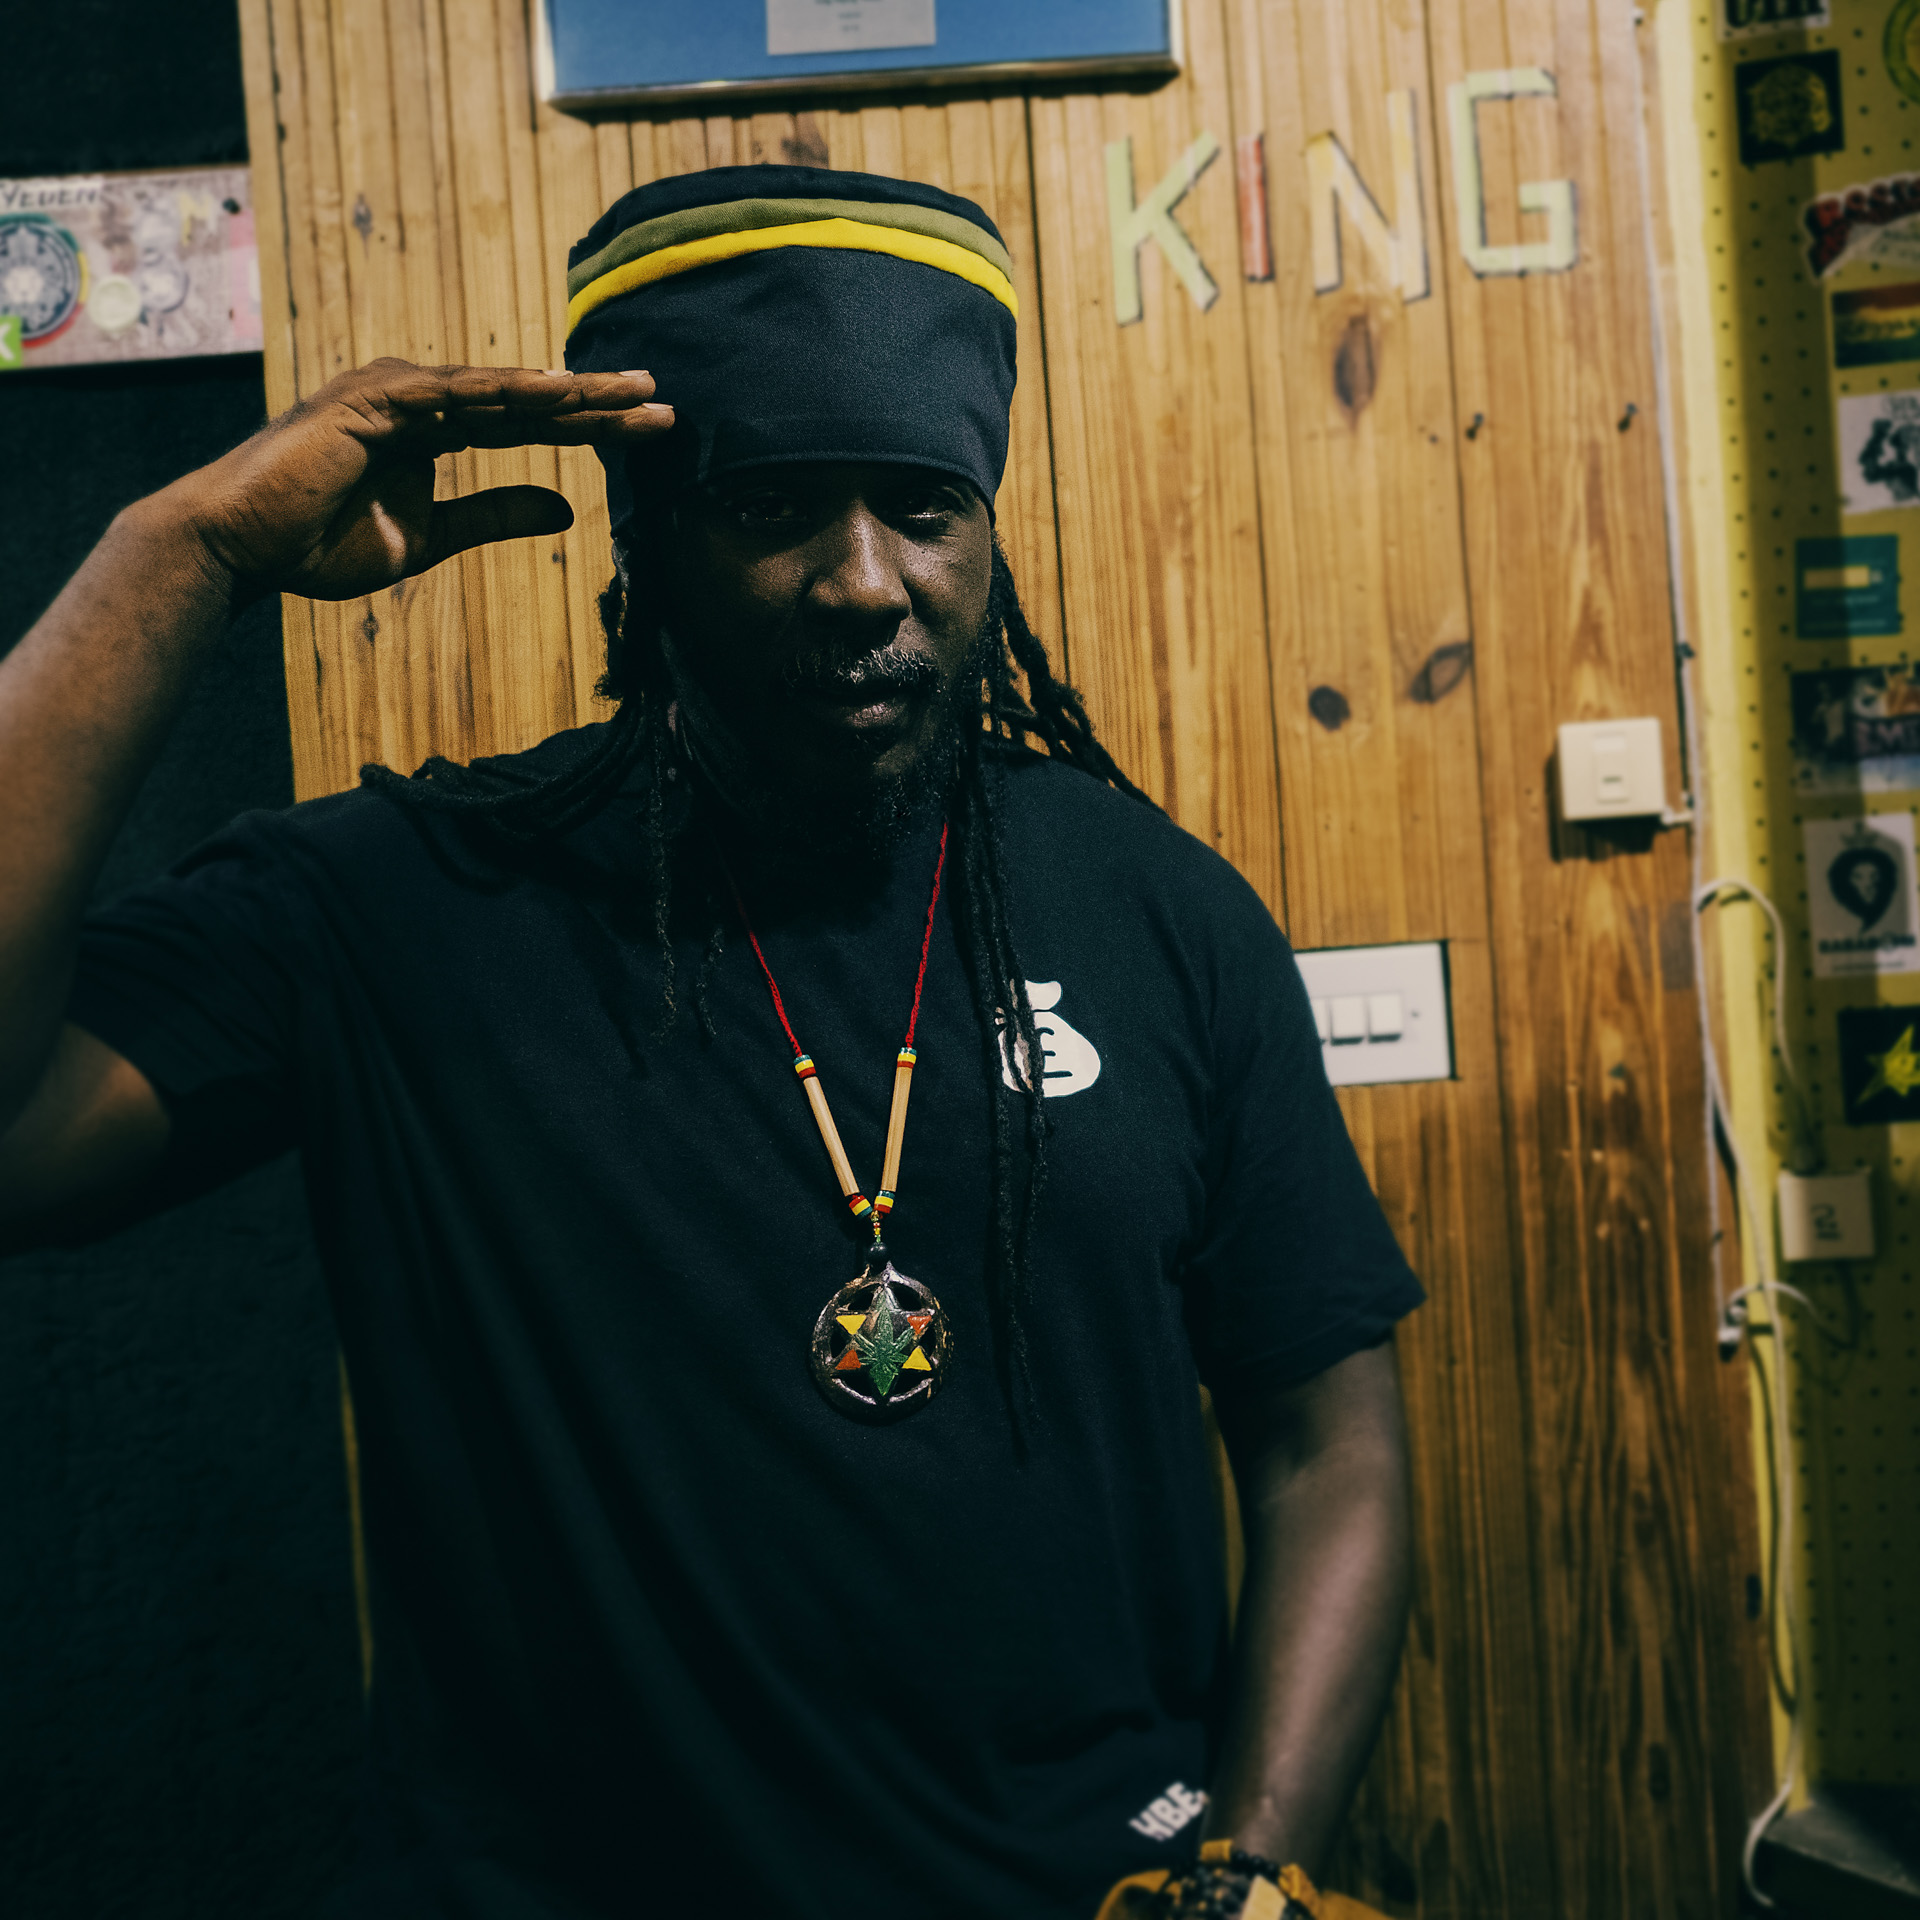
xmin=1804 ymin=813 xmax=1920 ymax=977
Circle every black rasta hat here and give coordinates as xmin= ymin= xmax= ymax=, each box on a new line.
xmin=563 ymin=165 xmax=1018 ymax=538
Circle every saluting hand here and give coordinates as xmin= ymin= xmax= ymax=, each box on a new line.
xmin=161 ymin=358 xmax=672 ymax=604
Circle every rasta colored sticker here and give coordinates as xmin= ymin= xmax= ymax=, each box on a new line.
xmin=809 ymin=1264 xmax=951 ymax=1422
xmin=1833 ymin=285 xmax=1920 ymax=369
xmin=0 ymin=215 xmax=88 ymax=344
xmin=1737 ymin=50 xmax=1845 ymax=166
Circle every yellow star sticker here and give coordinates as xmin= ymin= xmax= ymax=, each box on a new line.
xmin=1860 ymin=1023 xmax=1920 ymax=1103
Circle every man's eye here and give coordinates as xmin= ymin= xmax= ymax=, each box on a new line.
xmin=730 ymin=493 xmax=805 ymax=525
xmin=896 ymin=491 xmax=958 ymax=521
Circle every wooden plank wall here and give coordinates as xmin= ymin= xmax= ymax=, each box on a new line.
xmin=236 ymin=0 xmax=1767 ymax=1912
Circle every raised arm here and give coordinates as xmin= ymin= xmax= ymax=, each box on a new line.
xmin=0 ymin=359 xmax=671 ymax=1233
xmin=1202 ymin=1339 xmax=1413 ymax=1883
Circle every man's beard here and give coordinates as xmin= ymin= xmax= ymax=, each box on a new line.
xmin=660 ymin=616 xmax=990 ymax=874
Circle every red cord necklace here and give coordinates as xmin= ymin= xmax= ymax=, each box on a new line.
xmin=726 ymin=822 xmax=954 ymax=1423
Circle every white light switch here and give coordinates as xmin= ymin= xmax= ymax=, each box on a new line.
xmin=1294 ymin=942 xmax=1452 ymax=1086
xmin=1556 ymin=717 xmax=1668 ymax=821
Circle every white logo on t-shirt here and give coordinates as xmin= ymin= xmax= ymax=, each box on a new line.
xmin=996 ymin=980 xmax=1102 ymax=1097
xmin=1129 ymin=1780 xmax=1208 ymax=1842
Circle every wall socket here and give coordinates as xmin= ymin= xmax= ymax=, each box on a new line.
xmin=1778 ymin=1168 xmax=1875 ymax=1262
xmin=1556 ymin=717 xmax=1668 ymax=821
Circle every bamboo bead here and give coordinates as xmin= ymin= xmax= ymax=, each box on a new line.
xmin=799 ymin=1071 xmax=861 ymax=1201
xmin=881 ymin=1053 xmax=916 ymax=1197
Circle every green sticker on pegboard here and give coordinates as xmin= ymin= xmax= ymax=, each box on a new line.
xmin=1796 ymin=536 xmax=1901 ymax=638
xmin=0 ymin=314 xmax=22 ymax=371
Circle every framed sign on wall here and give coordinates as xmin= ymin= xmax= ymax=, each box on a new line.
xmin=536 ymin=0 xmax=1180 ymax=114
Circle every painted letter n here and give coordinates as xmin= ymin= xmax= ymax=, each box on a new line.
xmin=1306 ymin=91 xmax=1430 ymax=301
xmin=1106 ymin=132 xmax=1223 ymax=325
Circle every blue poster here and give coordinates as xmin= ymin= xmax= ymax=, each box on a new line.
xmin=543 ymin=0 xmax=1175 ymax=109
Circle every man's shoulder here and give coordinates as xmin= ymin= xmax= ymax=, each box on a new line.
xmin=996 ymin=745 xmax=1270 ymax=914
xmin=225 ymin=721 xmax=621 ymax=857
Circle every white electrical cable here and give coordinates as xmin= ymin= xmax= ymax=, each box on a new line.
xmin=1692 ymin=879 xmax=1810 ymax=1905
xmin=1625 ymin=37 xmax=1825 ymax=1893
xmin=1696 ymin=878 xmax=1804 ymax=1117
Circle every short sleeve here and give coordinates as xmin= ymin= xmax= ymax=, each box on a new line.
xmin=1181 ymin=893 xmax=1425 ymax=1393
xmin=68 ymin=813 xmax=313 ymax=1203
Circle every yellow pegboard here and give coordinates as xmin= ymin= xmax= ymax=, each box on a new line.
xmin=1662 ymin=0 xmax=1920 ymax=1789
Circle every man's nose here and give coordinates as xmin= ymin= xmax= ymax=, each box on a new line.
xmin=805 ymin=507 xmax=912 ymax=627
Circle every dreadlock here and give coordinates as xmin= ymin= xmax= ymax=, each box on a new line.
xmin=360 ymin=531 xmax=1153 ymax=1406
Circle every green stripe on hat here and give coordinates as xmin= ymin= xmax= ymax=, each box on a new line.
xmin=565 ymin=194 xmax=1014 ymax=303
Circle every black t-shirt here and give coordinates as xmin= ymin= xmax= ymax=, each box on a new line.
xmin=69 ymin=735 xmax=1422 ymax=1920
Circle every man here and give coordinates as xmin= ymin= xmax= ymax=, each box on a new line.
xmin=0 ymin=167 xmax=1420 ymax=1919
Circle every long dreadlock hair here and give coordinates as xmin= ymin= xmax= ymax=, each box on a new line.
xmin=361 ymin=524 xmax=1153 ymax=1407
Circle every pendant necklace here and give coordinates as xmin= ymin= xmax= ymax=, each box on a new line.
xmin=726 ymin=823 xmax=954 ymax=1423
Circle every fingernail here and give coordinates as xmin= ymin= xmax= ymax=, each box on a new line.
xmin=543 ymin=367 xmax=569 ymax=376
xmin=640 ymin=402 xmax=674 ymax=417
xmin=620 ymin=369 xmax=651 ymax=379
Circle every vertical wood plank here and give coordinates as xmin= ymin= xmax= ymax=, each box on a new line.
xmin=1028 ymin=2 xmax=1283 ymax=911
xmin=1425 ymin=0 xmax=1737 ymax=1908
xmin=1216 ymin=0 xmax=1562 ymax=1905
xmin=379 ymin=0 xmax=479 ymax=776
xmin=236 ymin=0 xmax=300 ymax=416
xmin=1635 ymin=5 xmax=1775 ymax=1882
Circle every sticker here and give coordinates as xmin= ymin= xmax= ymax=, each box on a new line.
xmin=1837 ymin=391 xmax=1920 ymax=513
xmin=1721 ymin=0 xmax=1830 ymax=41
xmin=0 ymin=313 xmax=20 ymax=370
xmin=765 ymin=0 xmax=935 ymax=57
xmin=1888 ymin=0 xmax=1920 ymax=107
xmin=1797 ymin=535 xmax=1902 ymax=636
xmin=0 ymin=214 xmax=86 ymax=343
xmin=87 ymin=272 xmax=140 ymax=336
xmin=0 ymin=168 xmax=254 ymax=369
xmin=1804 ymin=174 xmax=1920 ymax=278
xmin=1838 ymin=1006 xmax=1920 ymax=1122
xmin=1737 ymin=51 xmax=1845 ymax=166
xmin=1790 ymin=665 xmax=1920 ymax=793
xmin=1805 ymin=814 xmax=1920 ymax=975
xmin=1833 ymin=283 xmax=1920 ymax=369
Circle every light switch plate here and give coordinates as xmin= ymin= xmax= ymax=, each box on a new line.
xmin=1293 ymin=941 xmax=1453 ymax=1086
xmin=1556 ymin=717 xmax=1668 ymax=821
xmin=1778 ymin=1168 xmax=1875 ymax=1262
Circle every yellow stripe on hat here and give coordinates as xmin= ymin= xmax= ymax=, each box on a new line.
xmin=565 ymin=216 xmax=1018 ymax=340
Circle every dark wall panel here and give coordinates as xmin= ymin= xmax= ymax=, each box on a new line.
xmin=0 ymin=8 xmax=363 ymax=1916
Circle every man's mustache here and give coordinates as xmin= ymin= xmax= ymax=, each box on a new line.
xmin=780 ymin=633 xmax=941 ymax=700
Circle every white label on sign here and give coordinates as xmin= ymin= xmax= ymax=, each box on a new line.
xmin=767 ymin=0 xmax=935 ymax=56
xmin=1805 ymin=812 xmax=1920 ymax=977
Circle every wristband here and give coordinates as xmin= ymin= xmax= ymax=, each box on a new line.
xmin=1092 ymin=1839 xmax=1325 ymax=1920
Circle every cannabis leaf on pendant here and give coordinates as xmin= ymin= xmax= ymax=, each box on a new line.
xmin=850 ymin=1292 xmax=917 ymax=1398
